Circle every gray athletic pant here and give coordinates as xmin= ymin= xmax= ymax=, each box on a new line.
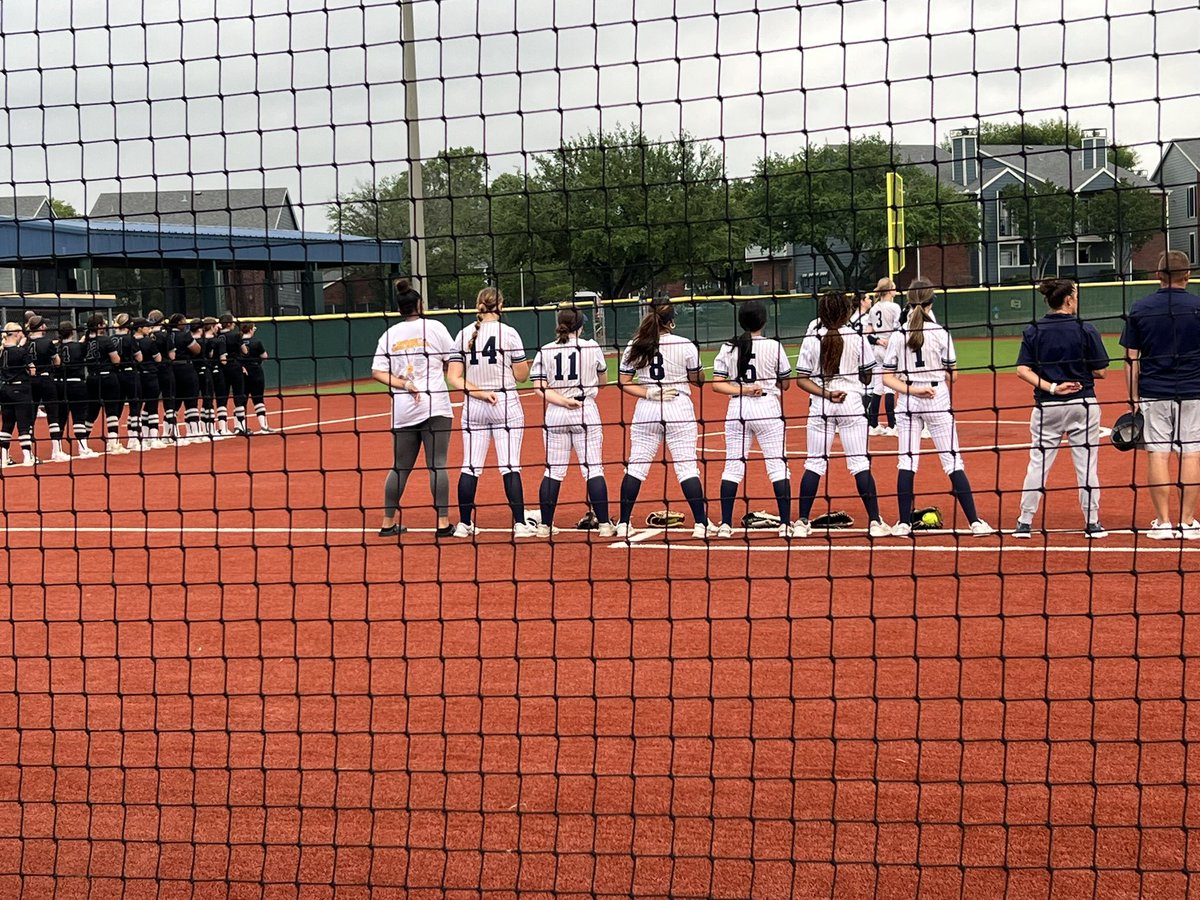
xmin=384 ymin=415 xmax=452 ymax=519
xmin=1018 ymin=398 xmax=1101 ymax=525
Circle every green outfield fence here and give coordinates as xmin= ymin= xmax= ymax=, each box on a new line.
xmin=248 ymin=278 xmax=1198 ymax=391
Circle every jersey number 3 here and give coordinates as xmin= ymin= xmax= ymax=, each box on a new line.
xmin=468 ymin=336 xmax=499 ymax=366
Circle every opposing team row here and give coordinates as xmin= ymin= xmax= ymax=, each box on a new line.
xmin=373 ymin=281 xmax=1033 ymax=540
xmin=0 ymin=312 xmax=276 ymax=465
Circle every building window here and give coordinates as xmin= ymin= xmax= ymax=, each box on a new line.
xmin=1191 ymin=233 xmax=1197 ymax=265
xmin=997 ymin=200 xmax=1020 ymax=238
xmin=999 ymin=243 xmax=1029 ymax=267
xmin=1188 ymin=186 xmax=1197 ymax=221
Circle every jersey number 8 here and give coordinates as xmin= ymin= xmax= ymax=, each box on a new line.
xmin=648 ymin=352 xmax=665 ymax=380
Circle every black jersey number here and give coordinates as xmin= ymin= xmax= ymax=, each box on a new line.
xmin=469 ymin=336 xmax=499 ymax=366
xmin=874 ymin=309 xmax=884 ymax=328
xmin=648 ymin=352 xmax=666 ymax=380
xmin=739 ymin=352 xmax=758 ymax=383
xmin=913 ymin=345 xmax=926 ymax=368
xmin=553 ymin=351 xmax=578 ymax=381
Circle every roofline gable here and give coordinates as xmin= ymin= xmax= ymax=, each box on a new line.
xmin=1152 ymin=142 xmax=1200 ymax=182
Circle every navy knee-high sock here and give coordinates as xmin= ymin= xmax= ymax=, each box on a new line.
xmin=502 ymin=471 xmax=526 ymax=523
xmin=949 ymin=469 xmax=980 ymax=523
xmin=897 ymin=469 xmax=916 ymax=525
xmin=772 ymin=478 xmax=791 ymax=523
xmin=884 ymin=393 xmax=896 ymax=428
xmin=586 ymin=476 xmax=610 ymax=524
xmin=867 ymin=394 xmax=881 ymax=429
xmin=854 ymin=470 xmax=881 ymax=523
xmin=619 ymin=474 xmax=642 ymax=524
xmin=457 ymin=473 xmax=478 ymax=524
xmin=798 ymin=470 xmax=821 ymax=521
xmin=719 ymin=479 xmax=738 ymax=526
xmin=539 ymin=476 xmax=561 ymax=526
xmin=680 ymin=477 xmax=708 ymax=525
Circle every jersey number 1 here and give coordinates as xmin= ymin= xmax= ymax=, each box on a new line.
xmin=469 ymin=336 xmax=498 ymax=366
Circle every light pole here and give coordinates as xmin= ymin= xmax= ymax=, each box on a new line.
xmin=401 ymin=1 xmax=427 ymax=296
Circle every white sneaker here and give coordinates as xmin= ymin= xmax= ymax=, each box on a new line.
xmin=107 ymin=442 xmax=130 ymax=455
xmin=716 ymin=523 xmax=734 ymax=539
xmin=868 ymin=426 xmax=885 ymax=437
xmin=126 ymin=439 xmax=140 ymax=451
xmin=1182 ymin=520 xmax=1200 ymax=541
xmin=970 ymin=520 xmax=995 ymax=537
xmin=777 ymin=523 xmax=793 ymax=539
xmin=791 ymin=519 xmax=812 ymax=538
xmin=534 ymin=524 xmax=560 ymax=538
xmin=883 ymin=427 xmax=899 ymax=437
xmin=453 ymin=522 xmax=478 ymax=538
xmin=49 ymin=450 xmax=72 ymax=463
xmin=512 ymin=522 xmax=538 ymax=538
xmin=597 ymin=522 xmax=617 ymax=538
xmin=691 ymin=521 xmax=718 ymax=540
xmin=613 ymin=521 xmax=634 ymax=540
xmin=19 ymin=455 xmax=39 ymax=467
xmin=891 ymin=522 xmax=912 ymax=537
xmin=77 ymin=446 xmax=99 ymax=459
xmin=921 ymin=427 xmax=932 ymax=439
xmin=1146 ymin=520 xmax=1181 ymax=540
xmin=151 ymin=439 xmax=170 ymax=450
xmin=869 ymin=520 xmax=892 ymax=538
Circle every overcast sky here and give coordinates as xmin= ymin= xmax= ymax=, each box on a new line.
xmin=0 ymin=0 xmax=1195 ymax=230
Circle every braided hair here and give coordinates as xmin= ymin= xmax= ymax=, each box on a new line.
xmin=467 ymin=287 xmax=503 ymax=353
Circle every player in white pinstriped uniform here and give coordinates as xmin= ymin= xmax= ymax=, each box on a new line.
xmin=881 ymin=278 xmax=993 ymax=537
xmin=446 ymin=287 xmax=535 ymax=538
xmin=865 ymin=278 xmax=901 ymax=436
xmin=616 ymin=298 xmax=715 ymax=540
xmin=712 ymin=299 xmax=793 ymax=538
xmin=529 ymin=306 xmax=615 ymax=538
xmin=793 ymin=291 xmax=889 ymax=538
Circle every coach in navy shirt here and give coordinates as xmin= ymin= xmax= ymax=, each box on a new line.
xmin=1120 ymin=250 xmax=1200 ymax=539
xmin=1013 ymin=278 xmax=1110 ymax=537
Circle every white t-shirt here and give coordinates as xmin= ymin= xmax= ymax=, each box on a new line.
xmin=619 ymin=332 xmax=701 ymax=398
xmin=372 ymin=318 xmax=456 ymax=428
xmin=451 ymin=320 xmax=527 ymax=392
xmin=712 ymin=336 xmax=792 ymax=399
xmin=795 ymin=325 xmax=875 ymax=396
xmin=530 ymin=337 xmax=606 ymax=401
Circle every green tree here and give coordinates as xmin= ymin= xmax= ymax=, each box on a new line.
xmin=999 ymin=181 xmax=1077 ymax=278
xmin=1081 ymin=182 xmax=1165 ymax=275
xmin=49 ymin=199 xmax=78 ymax=218
xmin=327 ymin=148 xmax=493 ymax=308
xmin=748 ymin=136 xmax=980 ymax=288
xmin=967 ymin=119 xmax=1139 ymax=171
xmin=489 ymin=127 xmax=741 ymax=302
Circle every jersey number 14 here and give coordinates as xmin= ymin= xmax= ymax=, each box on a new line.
xmin=468 ymin=336 xmax=498 ymax=366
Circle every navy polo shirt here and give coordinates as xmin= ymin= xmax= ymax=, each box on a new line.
xmin=1016 ymin=313 xmax=1109 ymax=403
xmin=1120 ymin=288 xmax=1200 ymax=399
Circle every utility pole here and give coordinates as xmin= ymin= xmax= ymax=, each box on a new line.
xmin=401 ymin=1 xmax=427 ymax=296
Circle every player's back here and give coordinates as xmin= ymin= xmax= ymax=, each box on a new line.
xmin=453 ymin=321 xmax=526 ymax=392
xmin=532 ymin=337 xmax=605 ymax=400
xmin=797 ymin=325 xmax=872 ymax=393
xmin=713 ymin=336 xmax=791 ymax=399
xmin=620 ymin=332 xmax=699 ymax=397
xmin=887 ymin=320 xmax=955 ymax=380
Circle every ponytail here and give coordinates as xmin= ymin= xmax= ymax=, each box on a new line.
xmin=817 ymin=291 xmax=851 ymax=377
xmin=904 ymin=278 xmax=936 ymax=353
xmin=1037 ymin=278 xmax=1075 ymax=310
xmin=554 ymin=306 xmax=585 ymax=344
xmin=468 ymin=287 xmax=503 ymax=353
xmin=625 ymin=298 xmax=675 ymax=370
xmin=394 ymin=277 xmax=422 ymax=317
xmin=733 ymin=300 xmax=767 ymax=382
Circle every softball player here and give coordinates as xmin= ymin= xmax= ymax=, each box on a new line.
xmin=615 ymin=297 xmax=715 ymax=540
xmin=712 ymin=299 xmax=793 ymax=538
xmin=0 ymin=322 xmax=37 ymax=465
xmin=134 ymin=319 xmax=163 ymax=450
xmin=1012 ymin=279 xmax=1109 ymax=538
xmin=57 ymin=322 xmax=97 ymax=458
xmin=112 ymin=314 xmax=143 ymax=450
xmin=239 ymin=323 xmax=274 ymax=433
xmin=529 ymin=306 xmax=614 ymax=538
xmin=794 ymin=291 xmax=889 ymax=537
xmin=446 ymin=287 xmax=535 ymax=538
xmin=26 ymin=317 xmax=68 ymax=461
xmin=866 ymin=277 xmax=901 ymax=436
xmin=149 ymin=311 xmax=177 ymax=443
xmin=169 ymin=314 xmax=202 ymax=444
xmin=881 ymin=278 xmax=993 ymax=537
xmin=83 ymin=315 xmax=127 ymax=455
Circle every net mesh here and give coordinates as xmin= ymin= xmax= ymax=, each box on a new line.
xmin=0 ymin=0 xmax=1197 ymax=896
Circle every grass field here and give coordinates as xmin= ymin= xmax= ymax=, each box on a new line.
xmin=303 ymin=334 xmax=1128 ymax=395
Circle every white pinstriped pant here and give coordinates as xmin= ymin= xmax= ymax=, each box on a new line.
xmin=896 ymin=385 xmax=963 ymax=474
xmin=543 ymin=401 xmax=604 ymax=482
xmin=804 ymin=393 xmax=870 ymax=476
xmin=625 ymin=396 xmax=699 ymax=482
xmin=461 ymin=393 xmax=524 ymax=475
xmin=721 ymin=397 xmax=789 ymax=484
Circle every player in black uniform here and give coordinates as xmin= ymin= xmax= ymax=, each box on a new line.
xmin=133 ymin=319 xmax=163 ymax=449
xmin=240 ymin=323 xmax=274 ymax=433
xmin=203 ymin=317 xmax=230 ymax=437
xmin=26 ymin=316 xmax=68 ymax=462
xmin=147 ymin=311 xmax=176 ymax=441
xmin=83 ymin=314 xmax=127 ymax=455
xmin=169 ymin=314 xmax=202 ymax=443
xmin=112 ymin=314 xmax=144 ymax=451
xmin=218 ymin=313 xmax=248 ymax=435
xmin=0 ymin=322 xmax=38 ymax=466
xmin=193 ymin=319 xmax=216 ymax=439
xmin=57 ymin=321 xmax=96 ymax=458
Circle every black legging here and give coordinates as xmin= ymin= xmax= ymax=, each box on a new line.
xmin=0 ymin=381 xmax=35 ymax=457
xmin=245 ymin=366 xmax=266 ymax=410
xmin=224 ymin=363 xmax=247 ymax=419
xmin=157 ymin=367 xmax=176 ymax=428
xmin=118 ymin=368 xmax=140 ymax=439
xmin=383 ymin=416 xmax=452 ymax=519
xmin=139 ymin=372 xmax=161 ymax=433
xmin=86 ymin=372 xmax=123 ymax=439
xmin=171 ymin=363 xmax=201 ymax=430
xmin=31 ymin=373 xmax=60 ymax=438
xmin=60 ymin=379 xmax=89 ymax=440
